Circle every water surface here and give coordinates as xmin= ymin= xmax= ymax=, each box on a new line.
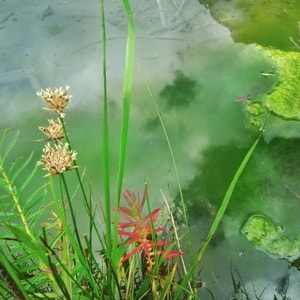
xmin=1 ymin=1 xmax=300 ymax=298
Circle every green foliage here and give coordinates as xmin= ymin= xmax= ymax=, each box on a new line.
xmin=263 ymin=47 xmax=300 ymax=120
xmin=242 ymin=214 xmax=300 ymax=260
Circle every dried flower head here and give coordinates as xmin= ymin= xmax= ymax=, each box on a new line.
xmin=37 ymin=143 xmax=78 ymax=176
xmin=36 ymin=86 xmax=71 ymax=117
xmin=38 ymin=118 xmax=64 ymax=142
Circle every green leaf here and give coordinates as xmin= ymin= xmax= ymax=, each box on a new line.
xmin=0 ymin=131 xmax=20 ymax=165
xmin=174 ymin=129 xmax=263 ymax=300
xmin=0 ymin=247 xmax=30 ymax=300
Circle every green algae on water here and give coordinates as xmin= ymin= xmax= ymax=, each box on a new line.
xmin=244 ymin=46 xmax=300 ymax=140
xmin=241 ymin=214 xmax=300 ymax=261
xmin=199 ymin=0 xmax=300 ymax=51
xmin=263 ymin=48 xmax=300 ymax=120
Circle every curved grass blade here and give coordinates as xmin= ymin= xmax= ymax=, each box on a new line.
xmin=0 ymin=130 xmax=19 ymax=165
xmin=116 ymin=0 xmax=135 ymax=204
xmin=99 ymin=0 xmax=112 ymax=258
xmin=174 ymin=129 xmax=264 ymax=299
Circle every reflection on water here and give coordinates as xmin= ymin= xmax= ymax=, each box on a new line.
xmin=1 ymin=0 xmax=300 ymax=298
xmin=199 ymin=0 xmax=300 ymax=51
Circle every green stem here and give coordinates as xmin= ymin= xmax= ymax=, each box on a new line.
xmin=99 ymin=0 xmax=112 ymax=252
xmin=59 ymin=117 xmax=89 ymax=212
xmin=60 ymin=173 xmax=84 ymax=254
xmin=0 ymin=164 xmax=31 ymax=236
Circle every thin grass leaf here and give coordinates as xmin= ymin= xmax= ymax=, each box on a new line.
xmin=24 ymin=192 xmax=48 ymax=225
xmin=136 ymin=62 xmax=192 ymax=253
xmin=116 ymin=0 xmax=135 ymax=204
xmin=99 ymin=0 xmax=113 ymax=267
xmin=1 ymin=161 xmax=32 ymax=235
xmin=0 ymin=129 xmax=9 ymax=149
xmin=0 ymin=247 xmax=29 ymax=300
xmin=0 ymin=131 xmax=20 ymax=165
xmin=159 ymin=262 xmax=177 ymax=299
xmin=135 ymin=275 xmax=151 ymax=300
xmin=48 ymin=177 xmax=103 ymax=299
xmin=19 ymin=163 xmax=39 ymax=193
xmin=7 ymin=156 xmax=24 ymax=178
xmin=4 ymin=224 xmax=48 ymax=264
xmin=174 ymin=129 xmax=265 ymax=300
xmin=0 ymin=283 xmax=14 ymax=300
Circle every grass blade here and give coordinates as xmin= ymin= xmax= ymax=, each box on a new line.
xmin=116 ymin=0 xmax=135 ymax=204
xmin=99 ymin=0 xmax=111 ymax=248
xmin=174 ymin=128 xmax=265 ymax=300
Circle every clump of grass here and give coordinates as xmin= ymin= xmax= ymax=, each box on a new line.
xmin=0 ymin=83 xmax=185 ymax=299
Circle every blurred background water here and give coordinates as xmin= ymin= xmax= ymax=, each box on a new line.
xmin=1 ymin=0 xmax=300 ymax=298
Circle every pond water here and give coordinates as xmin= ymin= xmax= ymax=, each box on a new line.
xmin=1 ymin=0 xmax=300 ymax=299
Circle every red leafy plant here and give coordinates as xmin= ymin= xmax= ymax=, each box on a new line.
xmin=116 ymin=189 xmax=182 ymax=276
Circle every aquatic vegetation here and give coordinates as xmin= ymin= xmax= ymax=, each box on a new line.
xmin=43 ymin=23 xmax=64 ymax=37
xmin=242 ymin=45 xmax=300 ymax=140
xmin=263 ymin=48 xmax=300 ymax=120
xmin=241 ymin=214 xmax=300 ymax=261
xmin=159 ymin=70 xmax=198 ymax=108
xmin=0 ymin=0 xmax=289 ymax=299
xmin=199 ymin=0 xmax=300 ymax=50
xmin=245 ymin=100 xmax=267 ymax=128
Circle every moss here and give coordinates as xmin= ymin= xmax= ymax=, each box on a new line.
xmin=242 ymin=46 xmax=300 ymax=139
xmin=263 ymin=48 xmax=300 ymax=120
xmin=241 ymin=214 xmax=300 ymax=260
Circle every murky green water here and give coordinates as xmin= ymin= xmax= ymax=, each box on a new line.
xmin=1 ymin=0 xmax=300 ymax=298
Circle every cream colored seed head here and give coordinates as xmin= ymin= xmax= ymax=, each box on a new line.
xmin=38 ymin=118 xmax=65 ymax=141
xmin=36 ymin=85 xmax=72 ymax=117
xmin=37 ymin=143 xmax=78 ymax=177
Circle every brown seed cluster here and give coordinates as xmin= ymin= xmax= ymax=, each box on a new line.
xmin=36 ymin=86 xmax=78 ymax=177
xmin=36 ymin=86 xmax=71 ymax=118
xmin=37 ymin=143 xmax=77 ymax=177
xmin=38 ymin=118 xmax=65 ymax=142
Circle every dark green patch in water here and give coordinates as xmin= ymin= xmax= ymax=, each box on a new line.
xmin=159 ymin=70 xmax=199 ymax=109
